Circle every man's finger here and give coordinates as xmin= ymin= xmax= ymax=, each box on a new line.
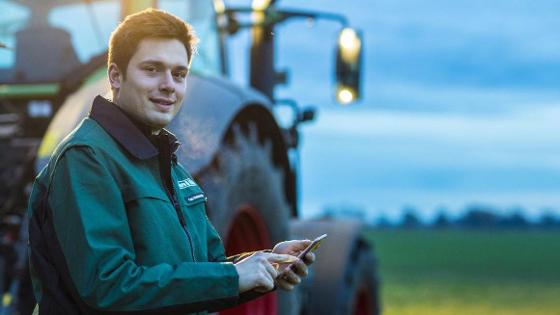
xmin=264 ymin=260 xmax=278 ymax=279
xmin=256 ymin=269 xmax=275 ymax=292
xmin=266 ymin=253 xmax=298 ymax=264
xmin=290 ymin=258 xmax=308 ymax=277
xmin=275 ymin=278 xmax=295 ymax=291
xmin=303 ymin=252 xmax=316 ymax=264
xmin=280 ymin=269 xmax=301 ymax=284
xmin=292 ymin=240 xmax=312 ymax=251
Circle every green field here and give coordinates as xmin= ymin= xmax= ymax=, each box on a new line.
xmin=364 ymin=229 xmax=560 ymax=315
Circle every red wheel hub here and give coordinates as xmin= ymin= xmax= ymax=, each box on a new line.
xmin=220 ymin=204 xmax=278 ymax=315
xmin=353 ymin=286 xmax=373 ymax=315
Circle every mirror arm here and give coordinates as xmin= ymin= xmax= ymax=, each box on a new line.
xmin=224 ymin=7 xmax=349 ymax=30
xmin=274 ymin=9 xmax=349 ymax=27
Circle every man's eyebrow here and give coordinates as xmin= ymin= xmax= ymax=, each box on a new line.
xmin=175 ymin=66 xmax=189 ymax=72
xmin=139 ymin=60 xmax=188 ymax=71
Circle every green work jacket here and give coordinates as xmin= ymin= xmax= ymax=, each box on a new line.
xmin=28 ymin=96 xmax=250 ymax=314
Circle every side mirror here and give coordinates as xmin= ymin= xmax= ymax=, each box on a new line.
xmin=335 ymin=28 xmax=363 ymax=105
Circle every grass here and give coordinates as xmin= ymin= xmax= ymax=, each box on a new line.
xmin=363 ymin=229 xmax=560 ymax=315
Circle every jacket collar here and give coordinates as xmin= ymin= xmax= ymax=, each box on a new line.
xmin=89 ymin=95 xmax=180 ymax=160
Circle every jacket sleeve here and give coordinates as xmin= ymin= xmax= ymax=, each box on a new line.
xmin=206 ymin=219 xmax=228 ymax=263
xmin=47 ymin=146 xmax=239 ymax=313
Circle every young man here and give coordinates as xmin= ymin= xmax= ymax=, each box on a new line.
xmin=28 ymin=8 xmax=313 ymax=314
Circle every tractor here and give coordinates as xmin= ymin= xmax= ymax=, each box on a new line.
xmin=0 ymin=0 xmax=378 ymax=314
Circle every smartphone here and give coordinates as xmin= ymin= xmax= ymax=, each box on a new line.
xmin=281 ymin=234 xmax=327 ymax=275
xmin=297 ymin=234 xmax=327 ymax=260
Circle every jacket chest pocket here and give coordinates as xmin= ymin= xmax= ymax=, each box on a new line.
xmin=121 ymin=184 xmax=173 ymax=216
xmin=121 ymin=184 xmax=193 ymax=264
xmin=122 ymin=184 xmax=169 ymax=203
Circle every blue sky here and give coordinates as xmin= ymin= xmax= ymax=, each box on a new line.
xmin=228 ymin=0 xmax=560 ymax=221
xmin=2 ymin=0 xmax=559 ymax=222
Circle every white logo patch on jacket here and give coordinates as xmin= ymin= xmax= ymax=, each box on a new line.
xmin=178 ymin=178 xmax=197 ymax=190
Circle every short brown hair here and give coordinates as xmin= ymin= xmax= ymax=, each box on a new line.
xmin=108 ymin=8 xmax=198 ymax=78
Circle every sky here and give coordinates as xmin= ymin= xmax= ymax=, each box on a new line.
xmin=228 ymin=0 xmax=560 ymax=222
xmin=2 ymin=0 xmax=560 ymax=223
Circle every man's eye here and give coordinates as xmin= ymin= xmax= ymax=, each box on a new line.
xmin=144 ymin=66 xmax=157 ymax=73
xmin=173 ymin=72 xmax=187 ymax=80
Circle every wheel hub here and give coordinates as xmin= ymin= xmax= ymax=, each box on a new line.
xmin=220 ymin=204 xmax=278 ymax=315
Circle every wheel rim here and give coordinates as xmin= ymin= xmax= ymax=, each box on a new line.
xmin=220 ymin=204 xmax=278 ymax=315
xmin=353 ymin=286 xmax=373 ymax=315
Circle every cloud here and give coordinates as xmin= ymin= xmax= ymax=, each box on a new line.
xmin=273 ymin=0 xmax=560 ymax=109
xmin=299 ymin=105 xmax=560 ymax=218
xmin=228 ymin=0 xmax=560 ymax=219
xmin=306 ymin=102 xmax=560 ymax=145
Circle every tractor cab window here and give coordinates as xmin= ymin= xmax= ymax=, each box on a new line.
xmin=0 ymin=2 xmax=29 ymax=82
xmin=49 ymin=1 xmax=120 ymax=64
xmin=0 ymin=0 xmax=221 ymax=84
xmin=0 ymin=0 xmax=120 ymax=84
xmin=160 ymin=0 xmax=222 ymax=77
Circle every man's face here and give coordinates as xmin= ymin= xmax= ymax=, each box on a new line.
xmin=110 ymin=38 xmax=189 ymax=132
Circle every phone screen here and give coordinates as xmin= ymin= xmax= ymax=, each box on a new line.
xmin=280 ymin=234 xmax=327 ymax=277
xmin=297 ymin=234 xmax=327 ymax=260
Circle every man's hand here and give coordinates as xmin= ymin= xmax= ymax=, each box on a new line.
xmin=234 ymin=252 xmax=297 ymax=293
xmin=272 ymin=240 xmax=316 ymax=291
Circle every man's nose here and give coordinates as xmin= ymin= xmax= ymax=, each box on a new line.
xmin=159 ymin=71 xmax=175 ymax=93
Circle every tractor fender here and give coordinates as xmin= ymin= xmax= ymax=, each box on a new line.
xmin=35 ymin=73 xmax=276 ymax=176
xmin=167 ymin=74 xmax=276 ymax=173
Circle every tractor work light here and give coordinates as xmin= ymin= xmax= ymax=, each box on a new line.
xmin=252 ymin=0 xmax=272 ymax=10
xmin=338 ymin=28 xmax=361 ymax=63
xmin=336 ymin=86 xmax=356 ymax=105
xmin=213 ymin=0 xmax=226 ymax=14
xmin=335 ymin=27 xmax=363 ymax=105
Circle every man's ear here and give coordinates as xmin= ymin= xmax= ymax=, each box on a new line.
xmin=108 ymin=63 xmax=122 ymax=89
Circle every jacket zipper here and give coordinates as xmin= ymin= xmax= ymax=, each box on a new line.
xmin=168 ymin=189 xmax=197 ymax=262
xmin=158 ymin=134 xmax=197 ymax=262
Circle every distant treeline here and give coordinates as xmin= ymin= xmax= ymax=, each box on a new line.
xmin=392 ymin=207 xmax=560 ymax=229
xmin=321 ymin=204 xmax=560 ymax=229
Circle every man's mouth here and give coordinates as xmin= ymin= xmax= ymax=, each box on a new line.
xmin=150 ymin=97 xmax=175 ymax=111
xmin=150 ymin=97 xmax=175 ymax=106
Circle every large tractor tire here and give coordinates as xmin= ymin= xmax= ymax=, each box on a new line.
xmin=343 ymin=240 xmax=380 ymax=315
xmin=195 ymin=123 xmax=299 ymax=315
xmin=291 ymin=220 xmax=381 ymax=315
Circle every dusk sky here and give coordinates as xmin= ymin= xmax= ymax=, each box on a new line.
xmin=229 ymin=0 xmax=560 ymax=221
xmin=2 ymin=0 xmax=560 ymax=222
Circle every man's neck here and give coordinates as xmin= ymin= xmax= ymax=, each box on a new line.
xmin=109 ymin=97 xmax=164 ymax=136
xmin=110 ymin=102 xmax=154 ymax=137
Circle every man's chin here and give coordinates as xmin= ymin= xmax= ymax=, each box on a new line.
xmin=147 ymin=116 xmax=172 ymax=131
